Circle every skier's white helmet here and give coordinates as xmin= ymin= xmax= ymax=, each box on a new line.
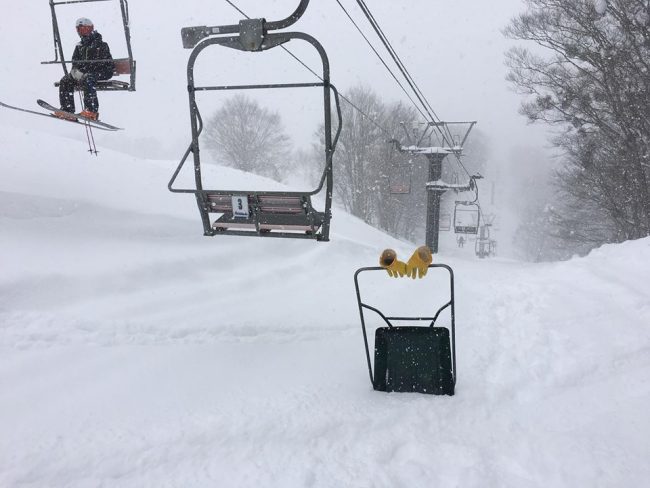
xmin=75 ymin=17 xmax=94 ymax=37
xmin=75 ymin=17 xmax=94 ymax=28
xmin=74 ymin=17 xmax=93 ymax=29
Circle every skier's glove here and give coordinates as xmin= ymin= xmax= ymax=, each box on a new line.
xmin=406 ymin=245 xmax=433 ymax=279
xmin=379 ymin=249 xmax=407 ymax=278
xmin=70 ymin=68 xmax=86 ymax=82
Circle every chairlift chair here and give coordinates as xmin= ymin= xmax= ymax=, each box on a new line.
xmin=454 ymin=201 xmax=480 ymax=234
xmin=389 ymin=169 xmax=411 ymax=195
xmin=169 ymin=1 xmax=342 ymax=241
xmin=44 ymin=0 xmax=137 ymax=91
xmin=354 ymin=264 xmax=456 ymax=395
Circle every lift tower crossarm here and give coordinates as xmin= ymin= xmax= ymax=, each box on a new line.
xmin=390 ymin=121 xmax=477 ymax=156
xmin=426 ymin=175 xmax=482 ymax=193
xmin=181 ymin=0 xmax=310 ymax=49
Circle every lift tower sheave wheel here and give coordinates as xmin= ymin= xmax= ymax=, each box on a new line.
xmin=170 ymin=0 xmax=342 ymax=241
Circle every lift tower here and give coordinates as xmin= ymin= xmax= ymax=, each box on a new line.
xmin=392 ymin=121 xmax=476 ymax=253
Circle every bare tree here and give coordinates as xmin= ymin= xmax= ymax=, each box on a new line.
xmin=374 ymin=102 xmax=422 ymax=238
xmin=333 ymin=85 xmax=387 ymax=222
xmin=204 ymin=94 xmax=291 ymax=180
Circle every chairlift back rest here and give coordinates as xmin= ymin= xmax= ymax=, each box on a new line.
xmin=207 ymin=194 xmax=307 ymax=214
xmin=113 ymin=58 xmax=132 ymax=76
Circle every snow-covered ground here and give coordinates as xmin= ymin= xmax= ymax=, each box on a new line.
xmin=1 ymin=126 xmax=649 ymax=487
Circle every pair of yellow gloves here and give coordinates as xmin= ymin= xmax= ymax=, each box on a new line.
xmin=379 ymin=245 xmax=433 ymax=279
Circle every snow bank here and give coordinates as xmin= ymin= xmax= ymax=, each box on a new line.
xmin=1 ymin=126 xmax=649 ymax=487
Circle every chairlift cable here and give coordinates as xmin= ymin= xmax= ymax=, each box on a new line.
xmin=223 ymin=0 xmax=394 ymax=138
xmin=354 ymin=0 xmax=478 ymax=179
xmin=333 ymin=0 xmax=429 ymax=123
xmin=356 ymin=0 xmax=456 ymax=147
xmin=224 ymin=0 xmax=247 ymax=18
xmin=354 ymin=0 xmax=454 ymax=145
xmin=356 ymin=1 xmax=478 ymax=180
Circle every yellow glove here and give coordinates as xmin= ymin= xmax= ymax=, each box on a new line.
xmin=406 ymin=245 xmax=433 ymax=279
xmin=379 ymin=249 xmax=407 ymax=278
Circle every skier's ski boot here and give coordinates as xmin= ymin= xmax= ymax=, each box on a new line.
xmin=54 ymin=110 xmax=77 ymax=121
xmin=78 ymin=110 xmax=98 ymax=121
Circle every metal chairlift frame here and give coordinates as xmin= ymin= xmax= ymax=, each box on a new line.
xmin=354 ymin=265 xmax=457 ymax=394
xmin=43 ymin=0 xmax=136 ymax=91
xmin=169 ymin=0 xmax=342 ymax=241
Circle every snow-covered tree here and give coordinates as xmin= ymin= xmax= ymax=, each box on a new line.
xmin=204 ymin=94 xmax=291 ymax=180
xmin=505 ymin=0 xmax=650 ymax=250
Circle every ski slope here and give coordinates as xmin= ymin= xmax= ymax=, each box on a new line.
xmin=1 ymin=126 xmax=649 ymax=487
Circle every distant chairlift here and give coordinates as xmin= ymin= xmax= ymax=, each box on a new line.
xmin=427 ymin=175 xmax=483 ymax=235
xmin=44 ymin=0 xmax=137 ymax=91
xmin=389 ymin=161 xmax=412 ymax=195
xmin=168 ymin=0 xmax=342 ymax=241
xmin=454 ymin=202 xmax=480 ymax=235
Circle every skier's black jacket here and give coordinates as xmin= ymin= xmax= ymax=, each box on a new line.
xmin=72 ymin=31 xmax=115 ymax=79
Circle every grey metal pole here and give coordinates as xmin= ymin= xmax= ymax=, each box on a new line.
xmin=425 ymin=153 xmax=448 ymax=253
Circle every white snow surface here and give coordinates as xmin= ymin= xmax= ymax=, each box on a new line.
xmin=1 ymin=126 xmax=649 ymax=487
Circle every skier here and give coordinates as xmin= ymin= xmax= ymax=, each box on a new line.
xmin=457 ymin=235 xmax=465 ymax=248
xmin=55 ymin=18 xmax=115 ymax=121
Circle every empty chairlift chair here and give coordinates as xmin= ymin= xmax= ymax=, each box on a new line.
xmin=168 ymin=0 xmax=342 ymax=241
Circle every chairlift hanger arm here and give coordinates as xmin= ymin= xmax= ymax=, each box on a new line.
xmin=182 ymin=0 xmax=310 ymax=49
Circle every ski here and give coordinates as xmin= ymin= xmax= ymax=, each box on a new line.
xmin=0 ymin=100 xmax=115 ymax=132
xmin=0 ymin=100 xmax=118 ymax=132
xmin=37 ymin=100 xmax=122 ymax=131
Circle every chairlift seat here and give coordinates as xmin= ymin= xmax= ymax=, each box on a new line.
xmin=207 ymin=193 xmax=324 ymax=234
xmin=455 ymin=225 xmax=479 ymax=234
